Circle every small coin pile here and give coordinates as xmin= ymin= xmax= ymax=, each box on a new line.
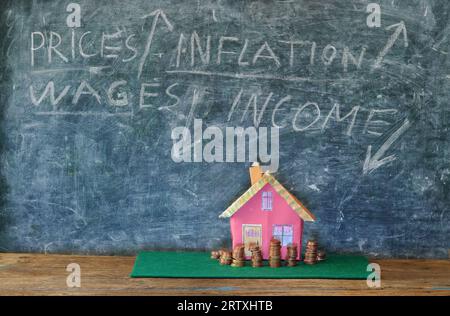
xmin=210 ymin=250 xmax=220 ymax=259
xmin=285 ymin=243 xmax=298 ymax=267
xmin=219 ymin=249 xmax=232 ymax=265
xmin=317 ymin=250 xmax=326 ymax=261
xmin=269 ymin=238 xmax=282 ymax=268
xmin=231 ymin=244 xmax=246 ymax=267
xmin=304 ymin=240 xmax=318 ymax=265
xmin=250 ymin=244 xmax=263 ymax=267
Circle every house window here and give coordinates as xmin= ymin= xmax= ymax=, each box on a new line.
xmin=272 ymin=225 xmax=293 ymax=246
xmin=261 ymin=191 xmax=272 ymax=210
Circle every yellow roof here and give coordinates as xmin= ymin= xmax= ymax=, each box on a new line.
xmin=219 ymin=172 xmax=316 ymax=221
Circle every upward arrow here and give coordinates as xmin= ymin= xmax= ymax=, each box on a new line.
xmin=373 ymin=21 xmax=408 ymax=69
xmin=137 ymin=9 xmax=174 ymax=79
xmin=363 ymin=118 xmax=411 ymax=175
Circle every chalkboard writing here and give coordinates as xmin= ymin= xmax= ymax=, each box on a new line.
xmin=0 ymin=0 xmax=448 ymax=258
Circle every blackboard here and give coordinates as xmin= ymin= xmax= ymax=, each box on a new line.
xmin=0 ymin=0 xmax=448 ymax=258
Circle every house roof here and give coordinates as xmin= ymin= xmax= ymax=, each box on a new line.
xmin=219 ymin=172 xmax=316 ymax=221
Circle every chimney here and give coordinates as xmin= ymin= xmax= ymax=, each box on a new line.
xmin=249 ymin=162 xmax=263 ymax=185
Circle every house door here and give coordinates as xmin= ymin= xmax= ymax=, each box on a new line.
xmin=242 ymin=224 xmax=262 ymax=257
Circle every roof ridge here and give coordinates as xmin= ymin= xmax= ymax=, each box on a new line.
xmin=219 ymin=173 xmax=315 ymax=221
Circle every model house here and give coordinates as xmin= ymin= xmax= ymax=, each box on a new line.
xmin=219 ymin=163 xmax=316 ymax=260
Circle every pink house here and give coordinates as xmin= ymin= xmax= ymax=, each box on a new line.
xmin=219 ymin=163 xmax=316 ymax=260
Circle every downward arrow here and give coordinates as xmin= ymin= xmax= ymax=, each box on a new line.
xmin=363 ymin=118 xmax=411 ymax=175
xmin=373 ymin=21 xmax=408 ymax=69
xmin=137 ymin=9 xmax=174 ymax=79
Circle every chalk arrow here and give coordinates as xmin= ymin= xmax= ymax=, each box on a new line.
xmin=89 ymin=66 xmax=111 ymax=75
xmin=138 ymin=9 xmax=173 ymax=79
xmin=141 ymin=9 xmax=173 ymax=29
xmin=363 ymin=118 xmax=411 ymax=175
xmin=373 ymin=21 xmax=408 ymax=69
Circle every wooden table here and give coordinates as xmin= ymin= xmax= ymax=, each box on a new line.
xmin=0 ymin=253 xmax=449 ymax=295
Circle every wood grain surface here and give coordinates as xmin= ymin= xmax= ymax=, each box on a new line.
xmin=0 ymin=253 xmax=449 ymax=296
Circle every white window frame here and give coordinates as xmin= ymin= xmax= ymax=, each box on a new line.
xmin=272 ymin=224 xmax=294 ymax=246
xmin=261 ymin=191 xmax=273 ymax=211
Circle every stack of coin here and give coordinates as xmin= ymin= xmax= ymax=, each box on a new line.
xmin=210 ymin=250 xmax=220 ymax=260
xmin=317 ymin=250 xmax=326 ymax=261
xmin=285 ymin=243 xmax=298 ymax=267
xmin=231 ymin=244 xmax=246 ymax=267
xmin=250 ymin=245 xmax=263 ymax=267
xmin=303 ymin=240 xmax=318 ymax=265
xmin=219 ymin=249 xmax=232 ymax=265
xmin=269 ymin=238 xmax=282 ymax=268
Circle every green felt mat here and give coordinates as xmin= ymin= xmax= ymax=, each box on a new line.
xmin=131 ymin=251 xmax=370 ymax=279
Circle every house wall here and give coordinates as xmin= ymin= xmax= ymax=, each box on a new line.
xmin=229 ymin=183 xmax=304 ymax=260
